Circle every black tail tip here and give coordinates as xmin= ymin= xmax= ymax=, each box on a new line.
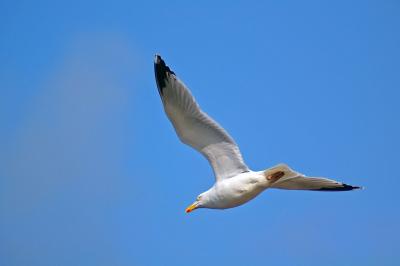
xmin=317 ymin=183 xmax=363 ymax=191
xmin=345 ymin=184 xmax=363 ymax=190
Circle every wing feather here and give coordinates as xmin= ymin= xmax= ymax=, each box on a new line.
xmin=154 ymin=55 xmax=249 ymax=181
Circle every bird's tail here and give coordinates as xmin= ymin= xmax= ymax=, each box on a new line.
xmin=263 ymin=163 xmax=297 ymax=183
xmin=264 ymin=164 xmax=362 ymax=191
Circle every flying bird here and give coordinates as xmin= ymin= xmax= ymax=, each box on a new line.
xmin=154 ymin=55 xmax=361 ymax=213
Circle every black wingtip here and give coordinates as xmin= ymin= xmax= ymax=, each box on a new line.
xmin=154 ymin=54 xmax=175 ymax=96
xmin=315 ymin=183 xmax=363 ymax=192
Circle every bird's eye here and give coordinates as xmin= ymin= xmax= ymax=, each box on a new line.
xmin=197 ymin=195 xmax=202 ymax=200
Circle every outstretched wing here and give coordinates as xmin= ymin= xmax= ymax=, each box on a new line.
xmin=154 ymin=55 xmax=249 ymax=181
xmin=267 ymin=164 xmax=361 ymax=191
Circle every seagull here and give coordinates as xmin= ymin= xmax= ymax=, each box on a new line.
xmin=154 ymin=55 xmax=361 ymax=213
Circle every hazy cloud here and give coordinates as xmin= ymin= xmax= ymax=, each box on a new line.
xmin=0 ymin=33 xmax=136 ymax=265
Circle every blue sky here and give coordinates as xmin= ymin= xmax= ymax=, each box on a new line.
xmin=1 ymin=1 xmax=399 ymax=265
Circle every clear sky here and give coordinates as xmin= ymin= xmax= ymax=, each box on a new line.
xmin=1 ymin=1 xmax=399 ymax=265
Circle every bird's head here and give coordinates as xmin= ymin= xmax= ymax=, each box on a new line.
xmin=185 ymin=192 xmax=209 ymax=213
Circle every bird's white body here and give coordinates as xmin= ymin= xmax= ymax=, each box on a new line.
xmin=154 ymin=55 xmax=361 ymax=213
xmin=203 ymin=171 xmax=267 ymax=209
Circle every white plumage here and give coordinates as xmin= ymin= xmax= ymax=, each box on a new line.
xmin=154 ymin=55 xmax=361 ymax=213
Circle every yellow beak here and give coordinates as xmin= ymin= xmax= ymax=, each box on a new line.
xmin=185 ymin=201 xmax=199 ymax=213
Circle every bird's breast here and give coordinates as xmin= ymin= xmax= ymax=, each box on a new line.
xmin=211 ymin=174 xmax=266 ymax=209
